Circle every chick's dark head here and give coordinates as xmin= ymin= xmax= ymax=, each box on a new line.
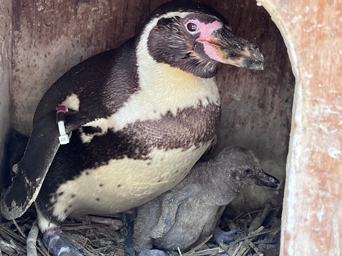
xmin=140 ymin=1 xmax=264 ymax=79
xmin=216 ymin=146 xmax=280 ymax=189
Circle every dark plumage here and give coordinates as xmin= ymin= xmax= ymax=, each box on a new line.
xmin=128 ymin=147 xmax=279 ymax=255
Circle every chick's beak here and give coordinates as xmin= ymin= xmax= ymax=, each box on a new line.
xmin=253 ymin=171 xmax=280 ymax=188
xmin=210 ymin=25 xmax=264 ymax=70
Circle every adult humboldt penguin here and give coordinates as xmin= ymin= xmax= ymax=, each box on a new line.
xmin=1 ymin=1 xmax=264 ymax=255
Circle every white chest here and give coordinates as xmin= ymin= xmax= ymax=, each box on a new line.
xmin=51 ymin=142 xmax=211 ymax=219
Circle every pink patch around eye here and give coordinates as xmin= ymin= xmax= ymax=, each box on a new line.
xmin=202 ymin=41 xmax=226 ymax=63
xmin=191 ymin=20 xmax=226 ymax=63
xmin=195 ymin=20 xmax=223 ymax=41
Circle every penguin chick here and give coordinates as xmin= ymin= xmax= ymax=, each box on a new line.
xmin=129 ymin=146 xmax=279 ymax=255
xmin=1 ymin=1 xmax=264 ymax=255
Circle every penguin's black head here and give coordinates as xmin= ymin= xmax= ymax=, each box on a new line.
xmin=138 ymin=1 xmax=264 ymax=78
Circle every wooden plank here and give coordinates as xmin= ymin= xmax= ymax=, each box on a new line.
xmin=257 ymin=0 xmax=342 ymax=255
xmin=0 ymin=0 xmax=12 ymax=191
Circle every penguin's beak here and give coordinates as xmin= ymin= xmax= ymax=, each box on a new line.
xmin=209 ymin=25 xmax=264 ymax=70
xmin=253 ymin=171 xmax=280 ymax=188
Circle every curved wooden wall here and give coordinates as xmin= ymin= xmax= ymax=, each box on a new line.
xmin=258 ymin=0 xmax=342 ymax=255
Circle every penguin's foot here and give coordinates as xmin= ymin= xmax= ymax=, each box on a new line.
xmin=42 ymin=228 xmax=84 ymax=256
xmin=212 ymin=227 xmax=242 ymax=244
xmin=122 ymin=209 xmax=137 ymax=256
xmin=138 ymin=249 xmax=172 ymax=256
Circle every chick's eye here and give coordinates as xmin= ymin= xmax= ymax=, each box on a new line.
xmin=245 ymin=169 xmax=252 ymax=174
xmin=186 ymin=22 xmax=198 ymax=32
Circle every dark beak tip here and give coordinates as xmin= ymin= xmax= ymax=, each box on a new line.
xmin=255 ymin=63 xmax=264 ymax=70
xmin=269 ymin=182 xmax=280 ymax=189
xmin=249 ymin=51 xmax=264 ymax=70
xmin=254 ymin=174 xmax=280 ymax=188
xmin=245 ymin=61 xmax=264 ymax=71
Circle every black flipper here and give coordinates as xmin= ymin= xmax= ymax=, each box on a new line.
xmin=0 ymin=110 xmax=89 ymax=219
xmin=150 ymin=188 xmax=193 ymax=238
xmin=4 ymin=129 xmax=29 ymax=171
xmin=1 ymin=129 xmax=29 ymax=191
xmin=1 ymin=112 xmax=60 ymax=219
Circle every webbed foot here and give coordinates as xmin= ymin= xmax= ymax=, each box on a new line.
xmin=212 ymin=227 xmax=242 ymax=244
xmin=42 ymin=228 xmax=83 ymax=256
xmin=122 ymin=209 xmax=137 ymax=256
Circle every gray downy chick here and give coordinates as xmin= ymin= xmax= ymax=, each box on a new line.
xmin=126 ymin=146 xmax=279 ymax=256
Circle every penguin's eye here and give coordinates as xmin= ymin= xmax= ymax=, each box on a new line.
xmin=186 ymin=22 xmax=198 ymax=33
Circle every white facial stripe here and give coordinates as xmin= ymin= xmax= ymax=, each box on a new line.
xmin=136 ymin=11 xmax=191 ymax=69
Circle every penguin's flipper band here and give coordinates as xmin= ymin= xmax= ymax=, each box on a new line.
xmin=56 ymin=105 xmax=70 ymax=145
